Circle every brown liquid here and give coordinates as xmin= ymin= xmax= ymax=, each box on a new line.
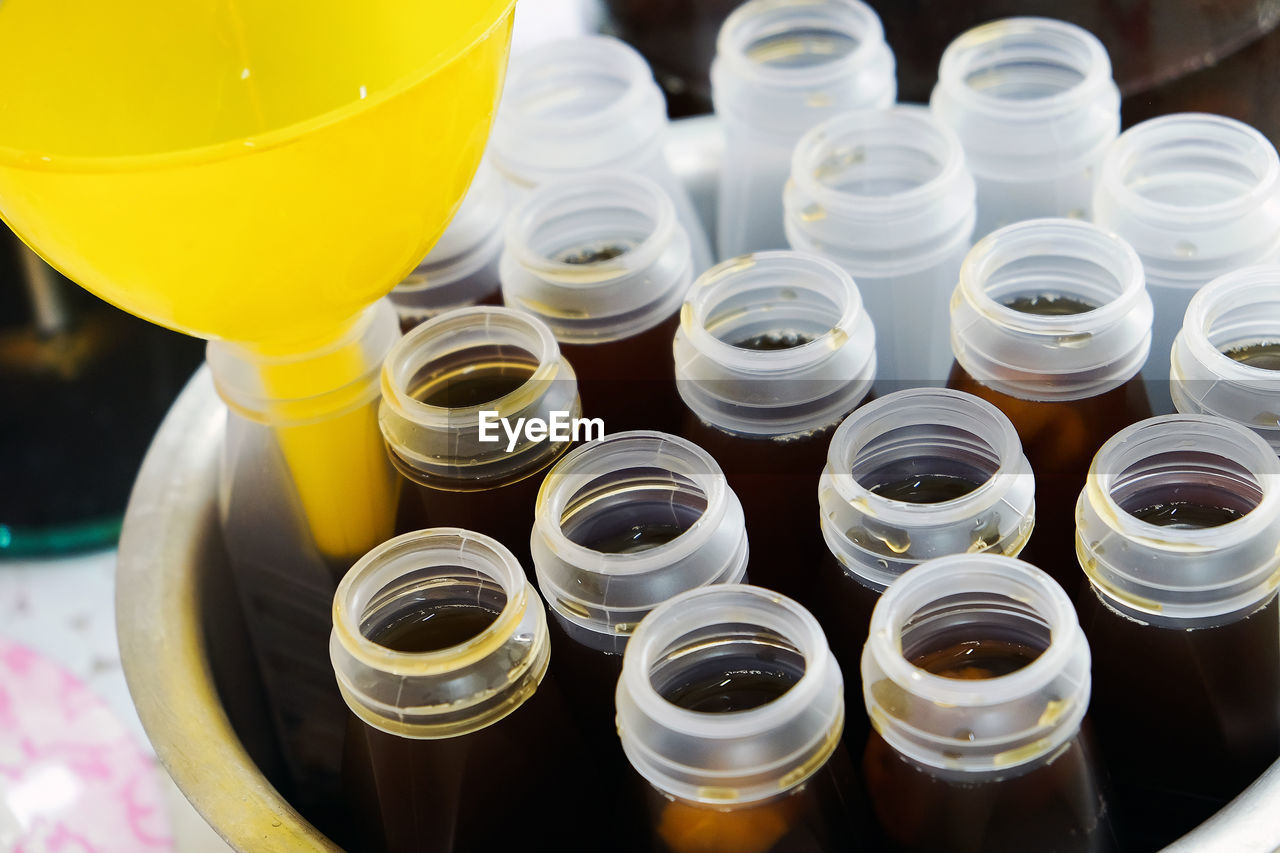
xmin=912 ymin=638 xmax=1042 ymax=679
xmin=1001 ymin=293 xmax=1101 ymax=316
xmin=561 ymin=310 xmax=683 ymax=435
xmin=683 ymin=415 xmax=845 ymax=609
xmin=868 ymin=473 xmax=985 ymax=504
xmin=947 ymin=362 xmax=1152 ymax=594
xmin=734 ymin=330 xmax=816 ymax=351
xmin=560 ymin=242 xmax=632 ymax=264
xmin=342 ymin=607 xmax=607 ymax=853
xmin=642 ymin=648 xmax=865 ymax=853
xmin=1078 ymin=590 xmax=1280 ymax=848
xmin=408 ymin=350 xmax=537 ymax=408
xmin=863 ymin=726 xmax=1115 ymax=853
xmin=367 ymin=603 xmax=498 ymax=653
xmin=1129 ymin=501 xmax=1245 ymax=528
xmin=1224 ymin=340 xmax=1280 ymax=370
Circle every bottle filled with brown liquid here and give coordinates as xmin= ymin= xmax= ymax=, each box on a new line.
xmin=674 ymin=251 xmax=876 ymax=607
xmin=330 ymin=528 xmax=606 ymax=853
xmin=1075 ymin=414 xmax=1280 ymax=848
xmin=530 ymin=430 xmax=750 ymax=847
xmin=208 ymin=299 xmax=402 ymax=821
xmin=379 ymin=307 xmax=580 ymax=570
xmin=500 ymin=171 xmax=694 ymax=434
xmin=861 ymin=554 xmax=1114 ymax=852
xmin=814 ymin=388 xmax=1034 ymax=746
xmin=388 ymin=161 xmax=505 ymax=333
xmin=1171 ymin=264 xmax=1280 ymax=455
xmin=616 ymin=584 xmax=869 ymax=853
xmin=946 ymin=218 xmax=1154 ymax=592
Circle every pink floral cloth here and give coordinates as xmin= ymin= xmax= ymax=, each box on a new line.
xmin=0 ymin=638 xmax=172 ymax=852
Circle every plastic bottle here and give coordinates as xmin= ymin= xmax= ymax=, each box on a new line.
xmin=378 ymin=306 xmax=579 ymax=570
xmin=674 ymin=250 xmax=876 ymax=606
xmin=208 ymin=299 xmax=401 ymax=815
xmin=388 ymin=161 xmax=505 ymax=332
xmin=946 ymin=218 xmax=1152 ymax=591
xmin=331 ymin=528 xmax=603 ymax=853
xmin=930 ymin=17 xmax=1120 ymax=241
xmin=1094 ymin=113 xmax=1280 ymax=413
xmin=785 ymin=105 xmax=975 ymax=389
xmin=501 ymin=172 xmax=693 ymax=433
xmin=862 ymin=554 xmax=1112 ymax=852
xmin=712 ymin=0 xmax=895 ymax=259
xmin=1171 ymin=265 xmax=1280 ymax=454
xmin=815 ymin=388 xmax=1034 ymax=726
xmin=1075 ymin=414 xmax=1280 ymax=845
xmin=490 ymin=35 xmax=712 ymax=274
xmin=616 ymin=584 xmax=864 ymax=853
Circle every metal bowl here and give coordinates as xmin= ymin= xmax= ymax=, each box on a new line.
xmin=117 ymin=117 xmax=1280 ymax=852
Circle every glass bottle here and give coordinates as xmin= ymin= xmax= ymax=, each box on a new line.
xmin=378 ymin=306 xmax=579 ymax=570
xmin=861 ymin=553 xmax=1113 ymax=852
xmin=784 ymin=105 xmax=976 ymax=391
xmin=1094 ymin=113 xmax=1280 ymax=414
xmin=674 ymin=250 xmax=876 ymax=607
xmin=1075 ymin=414 xmax=1280 ymax=846
xmin=490 ymin=35 xmax=712 ymax=273
xmin=815 ymin=387 xmax=1034 ymax=742
xmin=712 ymin=0 xmax=896 ymax=259
xmin=946 ymin=218 xmax=1153 ymax=591
xmin=616 ymin=584 xmax=864 ymax=853
xmin=388 ymin=161 xmax=505 ymax=332
xmin=930 ymin=17 xmax=1120 ymax=241
xmin=1171 ymin=264 xmax=1280 ymax=454
xmin=208 ymin=298 xmax=401 ymax=816
xmin=331 ymin=528 xmax=603 ymax=853
xmin=500 ymin=172 xmax=694 ymax=434
xmin=531 ymin=430 xmax=749 ymax=845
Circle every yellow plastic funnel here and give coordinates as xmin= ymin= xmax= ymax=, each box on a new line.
xmin=0 ymin=0 xmax=517 ymax=562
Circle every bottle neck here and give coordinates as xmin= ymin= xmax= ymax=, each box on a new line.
xmin=1171 ymin=265 xmax=1280 ymax=455
xmin=1076 ymin=414 xmax=1280 ymax=628
xmin=206 ymin=300 xmax=399 ymax=424
xmin=500 ymin=171 xmax=692 ymax=343
xmin=819 ymin=389 xmax=1034 ymax=590
xmin=711 ymin=0 xmax=895 ymax=134
xmin=861 ymin=554 xmax=1090 ymax=777
xmin=930 ymin=17 xmax=1119 ymax=180
xmin=784 ymin=106 xmax=975 ymax=276
xmin=950 ymin=218 xmax=1152 ymax=401
xmin=532 ymin=431 xmax=749 ymax=653
xmin=378 ymin=307 xmax=579 ymax=487
xmin=616 ymin=585 xmax=844 ymax=805
xmin=329 ymin=529 xmax=549 ymax=739
xmin=1095 ymin=113 xmax=1280 ymax=289
xmin=674 ymin=251 xmax=876 ymax=436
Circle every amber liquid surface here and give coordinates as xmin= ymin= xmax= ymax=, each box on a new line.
xmin=868 ymin=473 xmax=984 ymax=504
xmin=1079 ymin=589 xmax=1280 ymax=848
xmin=642 ymin=650 xmax=864 ymax=853
xmin=342 ymin=607 xmax=606 ymax=853
xmin=561 ymin=310 xmax=683 ymax=435
xmin=947 ymin=362 xmax=1152 ymax=593
xmin=864 ymin=640 xmax=1113 ymax=852
xmin=1223 ymin=340 xmax=1280 ymax=370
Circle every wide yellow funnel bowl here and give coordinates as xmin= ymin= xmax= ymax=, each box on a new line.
xmin=0 ymin=0 xmax=516 ymax=347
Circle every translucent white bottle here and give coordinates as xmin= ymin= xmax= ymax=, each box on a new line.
xmin=931 ymin=17 xmax=1120 ymax=241
xmin=1171 ymin=265 xmax=1280 ymax=454
xmin=785 ymin=105 xmax=975 ymax=388
xmin=616 ymin=584 xmax=862 ymax=852
xmin=1094 ymin=113 xmax=1280 ymax=413
xmin=862 ymin=554 xmax=1111 ymax=851
xmin=490 ymin=35 xmax=712 ymax=274
xmin=500 ymin=171 xmax=694 ymax=433
xmin=388 ymin=161 xmax=505 ymax=331
xmin=712 ymin=0 xmax=895 ymax=259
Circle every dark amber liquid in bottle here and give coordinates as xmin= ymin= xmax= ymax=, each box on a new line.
xmin=946 ymin=363 xmax=1151 ymax=593
xmin=342 ymin=604 xmax=605 ymax=853
xmin=864 ymin=641 xmax=1115 ymax=853
xmin=394 ymin=348 xmax=568 ymax=571
xmin=641 ymin=645 xmax=865 ymax=853
xmin=1223 ymin=340 xmax=1280 ymax=370
xmin=560 ymin=310 xmax=683 ymax=435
